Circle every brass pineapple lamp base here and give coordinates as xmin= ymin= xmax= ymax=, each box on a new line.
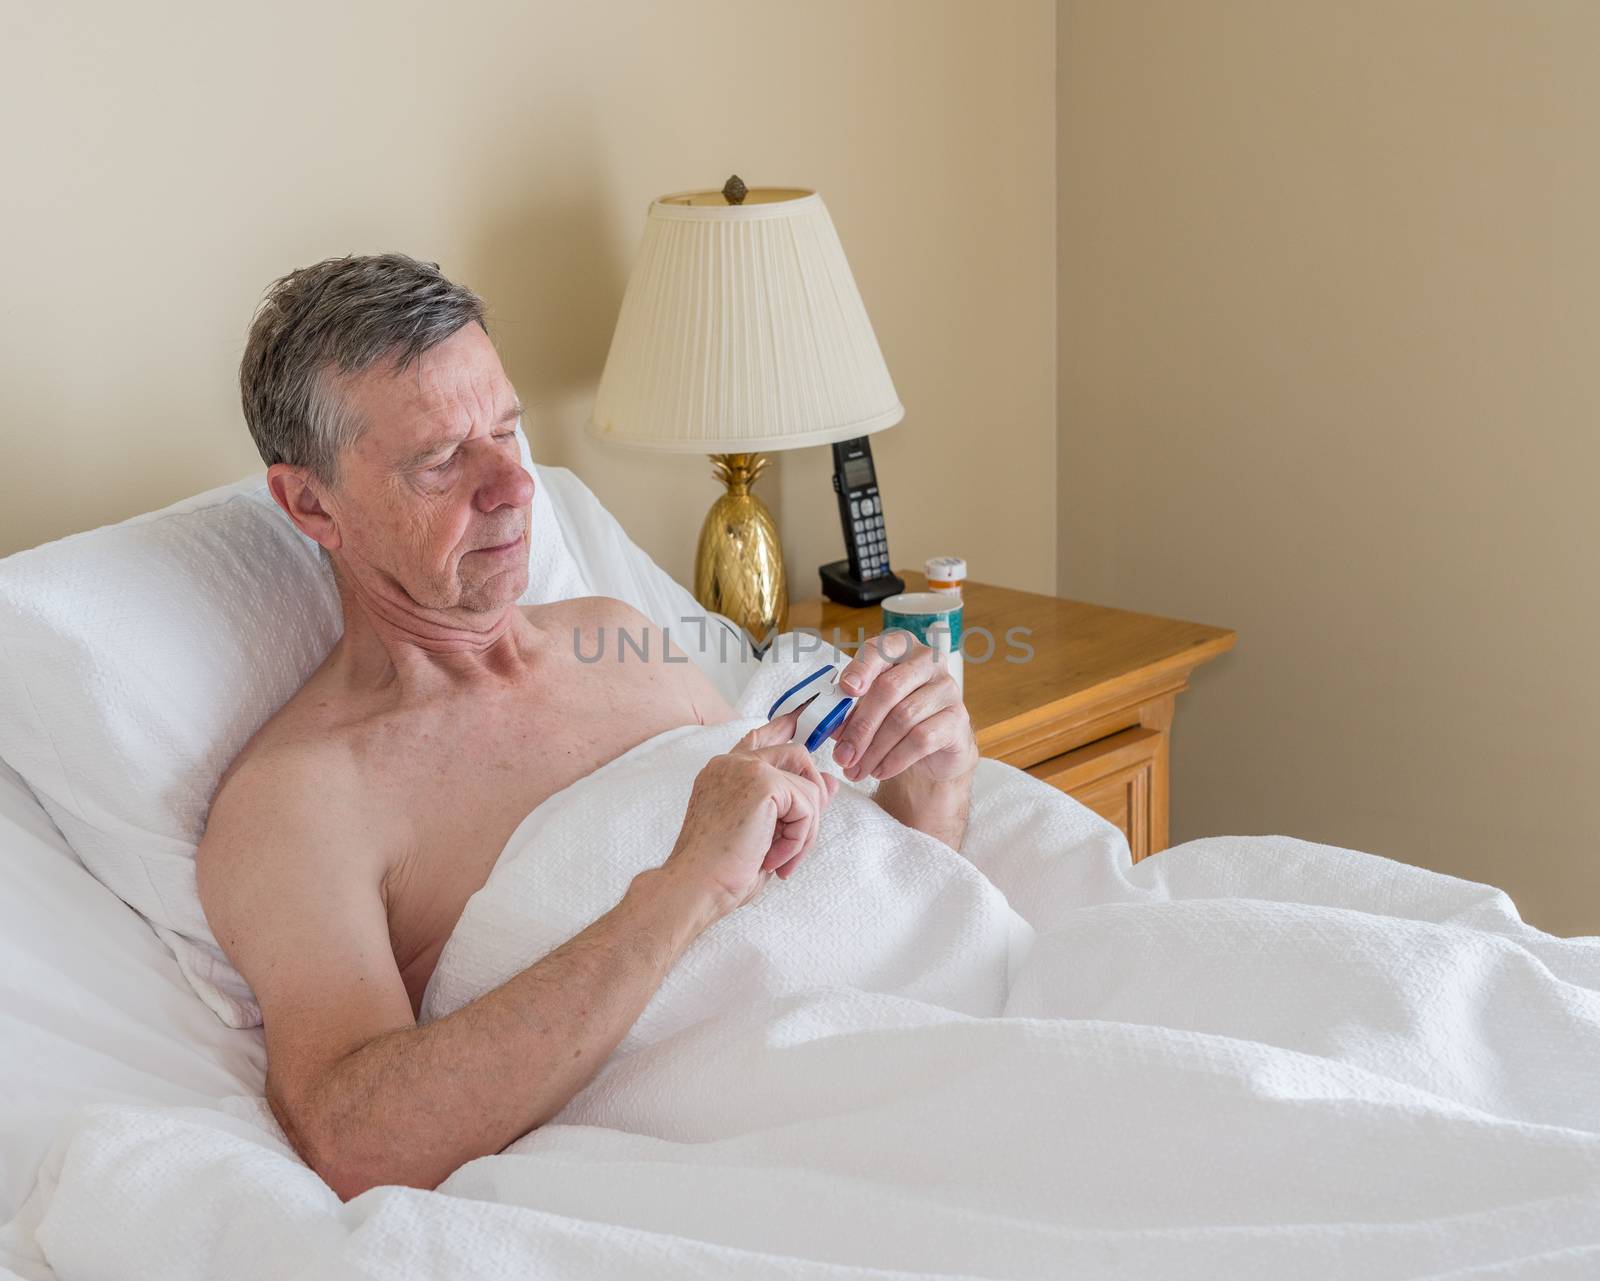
xmin=694 ymin=452 xmax=788 ymax=646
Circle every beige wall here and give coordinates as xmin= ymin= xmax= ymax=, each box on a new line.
xmin=1058 ymin=0 xmax=1600 ymax=935
xmin=1 ymin=0 xmax=1058 ymax=600
xmin=24 ymin=0 xmax=1584 ymax=938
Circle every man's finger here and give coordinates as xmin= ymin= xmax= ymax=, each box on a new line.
xmin=847 ymin=678 xmax=951 ymax=782
xmin=764 ymin=819 xmax=807 ymax=871
xmin=773 ymin=769 xmax=828 ymax=878
xmin=740 ymin=706 xmax=802 ymax=750
xmin=836 ymin=629 xmax=919 ymax=697
xmin=783 ymin=785 xmax=822 ymax=879
xmin=868 ymin=704 xmax=965 ymax=782
xmin=835 ymin=657 xmax=937 ymax=780
xmin=755 ymin=741 xmax=824 ymax=785
xmin=758 ymin=758 xmax=815 ymax=825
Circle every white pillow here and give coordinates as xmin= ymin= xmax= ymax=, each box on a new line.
xmin=0 ymin=427 xmax=757 ymax=1028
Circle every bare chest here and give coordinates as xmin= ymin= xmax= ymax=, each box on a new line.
xmin=352 ymin=661 xmax=702 ymax=1016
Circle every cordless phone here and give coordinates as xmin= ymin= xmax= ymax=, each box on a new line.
xmin=820 ymin=436 xmax=906 ymax=606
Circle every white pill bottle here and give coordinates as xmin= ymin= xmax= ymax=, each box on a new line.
xmin=924 ymin=556 xmax=967 ymax=698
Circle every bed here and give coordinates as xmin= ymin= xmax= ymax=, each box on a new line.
xmin=3 ymin=456 xmax=1599 ymax=1280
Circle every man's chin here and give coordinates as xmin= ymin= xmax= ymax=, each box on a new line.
xmin=457 ymin=563 xmax=529 ymax=615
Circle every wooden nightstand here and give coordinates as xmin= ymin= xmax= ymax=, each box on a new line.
xmin=787 ymin=571 xmax=1235 ymax=862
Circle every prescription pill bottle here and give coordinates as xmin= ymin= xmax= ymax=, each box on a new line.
xmin=925 ymin=556 xmax=967 ymax=597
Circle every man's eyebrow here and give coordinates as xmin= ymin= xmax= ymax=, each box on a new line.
xmin=399 ymin=403 xmax=525 ymax=466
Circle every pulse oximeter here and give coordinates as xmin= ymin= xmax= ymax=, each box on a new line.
xmin=766 ymin=663 xmax=856 ymax=753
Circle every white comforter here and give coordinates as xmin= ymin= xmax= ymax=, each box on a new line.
xmin=13 ymin=646 xmax=1600 ymax=1279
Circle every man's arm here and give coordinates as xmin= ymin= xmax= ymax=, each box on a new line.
xmin=197 ymin=753 xmax=724 ymax=1202
xmin=872 ymin=757 xmax=977 ymax=852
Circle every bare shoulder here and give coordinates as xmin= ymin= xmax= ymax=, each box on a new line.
xmin=196 ymin=683 xmax=390 ymax=960
xmin=197 ymin=733 xmax=368 ymax=909
xmin=195 ymin=720 xmax=408 ymax=1047
xmin=523 ymin=592 xmax=644 ymax=628
xmin=523 ymin=596 xmax=735 ymax=724
xmin=522 ymin=595 xmax=668 ymax=660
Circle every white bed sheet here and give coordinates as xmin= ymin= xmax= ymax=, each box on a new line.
xmin=10 ymin=729 xmax=1600 ymax=1279
xmin=0 ymin=760 xmax=262 ymax=1280
xmin=5 ymin=620 xmax=1600 ymax=1276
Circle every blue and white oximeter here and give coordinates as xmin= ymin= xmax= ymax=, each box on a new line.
xmin=766 ymin=663 xmax=856 ymax=753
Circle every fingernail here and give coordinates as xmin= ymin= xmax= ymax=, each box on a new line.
xmin=834 ymin=743 xmax=854 ymax=767
xmin=840 ymin=675 xmax=861 ymax=693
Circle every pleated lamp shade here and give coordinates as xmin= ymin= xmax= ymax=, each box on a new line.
xmin=586 ymin=185 xmax=904 ymax=453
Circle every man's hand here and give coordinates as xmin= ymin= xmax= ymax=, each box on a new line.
xmin=659 ymin=707 xmax=842 ymax=920
xmin=826 ymin=631 xmax=979 ymax=849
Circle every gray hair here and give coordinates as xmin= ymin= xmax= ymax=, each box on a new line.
xmin=239 ymin=253 xmax=488 ymax=485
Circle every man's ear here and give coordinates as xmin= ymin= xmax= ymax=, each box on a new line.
xmin=266 ymin=463 xmax=342 ymax=552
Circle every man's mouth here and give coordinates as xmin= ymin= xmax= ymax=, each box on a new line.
xmin=472 ymin=532 xmax=524 ymax=555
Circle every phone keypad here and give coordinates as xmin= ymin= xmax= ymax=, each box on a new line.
xmin=851 ymin=485 xmax=888 ymax=578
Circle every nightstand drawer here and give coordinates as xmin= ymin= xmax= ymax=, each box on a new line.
xmin=1024 ymin=727 xmax=1161 ymax=862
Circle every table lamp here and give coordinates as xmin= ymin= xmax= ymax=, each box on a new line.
xmin=586 ymin=175 xmax=904 ymax=645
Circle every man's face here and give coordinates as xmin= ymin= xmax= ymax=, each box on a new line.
xmin=326 ymin=323 xmax=535 ymax=617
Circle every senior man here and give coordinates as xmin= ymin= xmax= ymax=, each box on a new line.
xmin=197 ymin=253 xmax=978 ymax=1202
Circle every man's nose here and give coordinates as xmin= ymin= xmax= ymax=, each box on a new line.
xmin=473 ymin=447 xmax=535 ymax=514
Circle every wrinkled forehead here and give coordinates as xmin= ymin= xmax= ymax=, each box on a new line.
xmin=341 ymin=324 xmax=518 ymax=462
